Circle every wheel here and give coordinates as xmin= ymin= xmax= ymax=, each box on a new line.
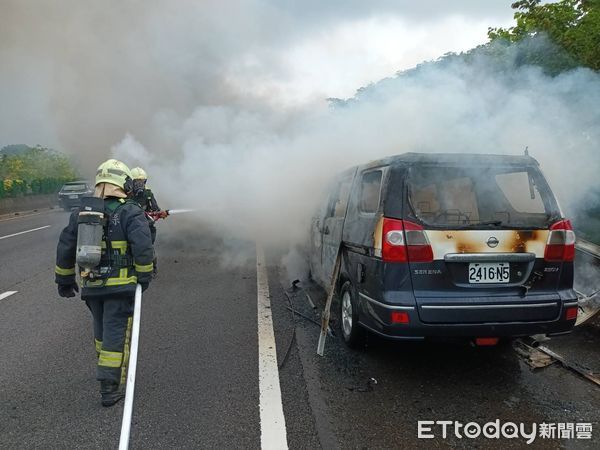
xmin=339 ymin=281 xmax=365 ymax=348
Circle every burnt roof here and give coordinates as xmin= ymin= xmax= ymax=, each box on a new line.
xmin=361 ymin=152 xmax=539 ymax=169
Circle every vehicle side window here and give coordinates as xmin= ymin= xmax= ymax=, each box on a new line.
xmin=326 ymin=179 xmax=352 ymax=218
xmin=495 ymin=171 xmax=545 ymax=213
xmin=359 ymin=170 xmax=382 ymax=214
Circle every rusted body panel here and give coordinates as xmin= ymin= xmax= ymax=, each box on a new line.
xmin=426 ymin=230 xmax=549 ymax=260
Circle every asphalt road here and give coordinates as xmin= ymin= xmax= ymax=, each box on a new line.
xmin=1 ymin=209 xmax=599 ymax=449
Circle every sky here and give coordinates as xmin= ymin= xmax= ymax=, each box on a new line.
xmin=0 ymin=0 xmax=516 ymax=150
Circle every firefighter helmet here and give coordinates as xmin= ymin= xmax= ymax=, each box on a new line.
xmin=131 ymin=167 xmax=148 ymax=181
xmin=95 ymin=159 xmax=133 ymax=193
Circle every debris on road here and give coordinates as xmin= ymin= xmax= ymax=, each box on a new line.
xmin=347 ymin=377 xmax=378 ymax=393
xmin=574 ymin=238 xmax=600 ymax=326
xmin=514 ymin=338 xmax=600 ymax=387
xmin=513 ymin=340 xmax=555 ymax=369
xmin=575 ymin=288 xmax=600 ymax=326
xmin=536 ymin=345 xmax=600 ymax=387
xmin=304 ymin=291 xmax=316 ymax=310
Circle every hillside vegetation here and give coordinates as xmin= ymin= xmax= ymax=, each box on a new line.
xmin=0 ymin=146 xmax=77 ymax=198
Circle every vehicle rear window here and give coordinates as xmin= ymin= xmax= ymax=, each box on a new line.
xmin=407 ymin=165 xmax=557 ymax=228
xmin=495 ymin=172 xmax=546 ymax=213
xmin=62 ymin=184 xmax=87 ymax=191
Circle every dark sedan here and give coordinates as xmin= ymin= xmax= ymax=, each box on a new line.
xmin=58 ymin=181 xmax=93 ymax=210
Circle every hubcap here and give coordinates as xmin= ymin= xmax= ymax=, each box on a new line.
xmin=342 ymin=291 xmax=353 ymax=337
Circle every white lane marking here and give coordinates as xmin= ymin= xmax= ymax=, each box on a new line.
xmin=256 ymin=244 xmax=288 ymax=450
xmin=0 ymin=291 xmax=18 ymax=301
xmin=0 ymin=225 xmax=51 ymax=240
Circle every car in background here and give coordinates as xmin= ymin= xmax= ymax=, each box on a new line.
xmin=58 ymin=181 xmax=93 ymax=210
xmin=310 ymin=152 xmax=578 ymax=347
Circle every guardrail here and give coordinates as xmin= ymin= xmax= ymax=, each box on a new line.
xmin=574 ymin=238 xmax=600 ymax=326
xmin=576 ymin=238 xmax=600 ymax=259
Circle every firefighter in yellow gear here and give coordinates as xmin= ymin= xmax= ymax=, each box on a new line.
xmin=55 ymin=159 xmax=154 ymax=406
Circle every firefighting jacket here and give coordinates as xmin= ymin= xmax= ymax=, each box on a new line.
xmin=55 ymin=197 xmax=154 ymax=299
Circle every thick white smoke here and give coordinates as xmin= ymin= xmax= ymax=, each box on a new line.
xmin=112 ymin=51 xmax=600 ymax=249
xmin=2 ymin=1 xmax=598 ymax=257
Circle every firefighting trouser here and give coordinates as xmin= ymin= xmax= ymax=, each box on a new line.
xmin=85 ymin=296 xmax=134 ymax=386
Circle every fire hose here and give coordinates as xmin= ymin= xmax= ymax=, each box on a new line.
xmin=145 ymin=208 xmax=195 ymax=222
xmin=119 ymin=284 xmax=142 ymax=450
xmin=119 ymin=210 xmax=196 ymax=447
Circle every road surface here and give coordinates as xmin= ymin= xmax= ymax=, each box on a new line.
xmin=0 ymin=209 xmax=598 ymax=449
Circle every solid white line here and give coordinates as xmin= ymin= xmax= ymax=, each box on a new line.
xmin=0 ymin=225 xmax=51 ymax=240
xmin=0 ymin=291 xmax=18 ymax=301
xmin=256 ymin=244 xmax=288 ymax=450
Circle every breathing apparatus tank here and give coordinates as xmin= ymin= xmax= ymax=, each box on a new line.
xmin=76 ymin=196 xmax=106 ymax=278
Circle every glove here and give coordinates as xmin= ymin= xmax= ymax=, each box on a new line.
xmin=158 ymin=210 xmax=169 ymax=219
xmin=140 ymin=282 xmax=149 ymax=292
xmin=58 ymin=283 xmax=79 ymax=298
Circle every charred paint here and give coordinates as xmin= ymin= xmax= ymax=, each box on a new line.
xmin=373 ymin=215 xmax=383 ymax=257
xmin=426 ymin=229 xmax=549 ymax=260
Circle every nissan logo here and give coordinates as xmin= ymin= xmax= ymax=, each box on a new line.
xmin=487 ymin=237 xmax=499 ymax=248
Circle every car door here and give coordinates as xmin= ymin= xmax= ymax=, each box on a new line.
xmin=321 ymin=171 xmax=356 ymax=284
xmin=309 ymin=196 xmax=329 ymax=286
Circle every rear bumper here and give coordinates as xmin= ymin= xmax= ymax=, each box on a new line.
xmin=58 ymin=196 xmax=83 ymax=208
xmin=358 ymin=291 xmax=578 ymax=339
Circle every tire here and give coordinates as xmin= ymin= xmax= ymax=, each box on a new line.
xmin=339 ymin=281 xmax=365 ymax=348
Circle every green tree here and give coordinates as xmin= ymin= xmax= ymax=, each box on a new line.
xmin=489 ymin=0 xmax=600 ymax=71
xmin=0 ymin=146 xmax=78 ymax=198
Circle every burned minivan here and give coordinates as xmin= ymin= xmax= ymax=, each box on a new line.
xmin=309 ymin=153 xmax=578 ymax=347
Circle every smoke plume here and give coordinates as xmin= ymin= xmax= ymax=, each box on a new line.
xmin=1 ymin=1 xmax=598 ymax=260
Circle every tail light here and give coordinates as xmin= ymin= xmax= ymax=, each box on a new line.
xmin=544 ymin=219 xmax=575 ymax=262
xmin=475 ymin=337 xmax=499 ymax=346
xmin=382 ymin=218 xmax=433 ymax=263
xmin=382 ymin=218 xmax=407 ymax=262
xmin=564 ymin=306 xmax=578 ymax=321
xmin=391 ymin=311 xmax=410 ymax=324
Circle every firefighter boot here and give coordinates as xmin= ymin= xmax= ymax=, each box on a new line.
xmin=100 ymin=381 xmax=124 ymax=407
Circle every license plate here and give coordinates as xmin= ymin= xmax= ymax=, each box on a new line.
xmin=69 ymin=194 xmax=78 ymax=199
xmin=468 ymin=262 xmax=510 ymax=284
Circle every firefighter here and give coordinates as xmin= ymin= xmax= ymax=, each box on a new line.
xmin=55 ymin=159 xmax=154 ymax=407
xmin=130 ymin=167 xmax=167 ymax=245
xmin=131 ymin=167 xmax=167 ymax=276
